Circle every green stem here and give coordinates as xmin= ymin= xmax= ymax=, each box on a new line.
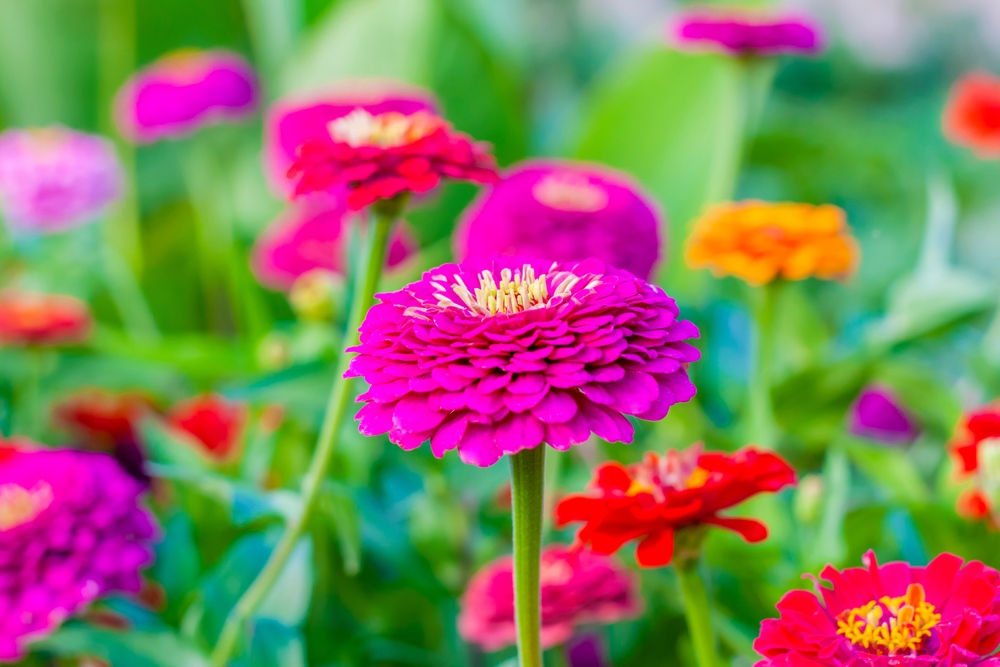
xmin=675 ymin=556 xmax=720 ymax=667
xmin=240 ymin=0 xmax=302 ymax=92
xmin=748 ymin=282 xmax=779 ymax=448
xmin=102 ymin=240 xmax=160 ymax=342
xmin=19 ymin=349 xmax=47 ymax=439
xmin=209 ymin=202 xmax=399 ymax=667
xmin=510 ymin=445 xmax=546 ymax=667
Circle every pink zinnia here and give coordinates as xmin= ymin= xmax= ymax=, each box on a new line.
xmin=264 ymin=84 xmax=437 ymax=196
xmin=672 ymin=10 xmax=823 ymax=57
xmin=0 ymin=441 xmax=157 ymax=662
xmin=251 ymin=194 xmax=416 ymax=291
xmin=456 ymin=160 xmax=663 ymax=281
xmin=115 ymin=49 xmax=258 ymax=143
xmin=347 ymin=257 xmax=700 ymax=467
xmin=754 ymin=551 xmax=1000 ymax=667
xmin=0 ymin=127 xmax=122 ymax=233
xmin=458 ymin=545 xmax=640 ymax=651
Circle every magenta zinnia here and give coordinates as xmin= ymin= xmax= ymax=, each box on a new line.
xmin=0 ymin=441 xmax=157 ymax=661
xmin=347 ymin=257 xmax=700 ymax=467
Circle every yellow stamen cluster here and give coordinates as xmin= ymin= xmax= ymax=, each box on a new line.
xmin=328 ymin=109 xmax=441 ymax=148
xmin=0 ymin=482 xmax=53 ymax=531
xmin=837 ymin=583 xmax=940 ymax=655
xmin=427 ymin=264 xmax=580 ymax=318
xmin=532 ymin=173 xmax=609 ymax=212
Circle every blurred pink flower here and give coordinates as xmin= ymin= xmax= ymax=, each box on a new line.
xmin=0 ymin=440 xmax=157 ymax=662
xmin=458 ymin=545 xmax=640 ymax=652
xmin=0 ymin=127 xmax=122 ymax=233
xmin=671 ymin=10 xmax=823 ymax=57
xmin=848 ymin=385 xmax=920 ymax=445
xmin=251 ymin=194 xmax=415 ymax=291
xmin=264 ymin=84 xmax=437 ymax=196
xmin=456 ymin=160 xmax=663 ymax=281
xmin=115 ymin=49 xmax=258 ymax=143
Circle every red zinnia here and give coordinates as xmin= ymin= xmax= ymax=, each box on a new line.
xmin=949 ymin=402 xmax=1000 ymax=524
xmin=754 ymin=551 xmax=1000 ymax=667
xmin=165 ymin=394 xmax=246 ymax=463
xmin=287 ymin=107 xmax=499 ymax=209
xmin=53 ymin=388 xmax=155 ymax=449
xmin=555 ymin=445 xmax=795 ymax=568
xmin=0 ymin=290 xmax=91 ymax=346
xmin=944 ymin=72 xmax=1000 ymax=158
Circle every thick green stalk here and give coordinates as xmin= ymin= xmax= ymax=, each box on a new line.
xmin=510 ymin=445 xmax=546 ymax=667
xmin=748 ymin=282 xmax=779 ymax=448
xmin=209 ymin=204 xmax=398 ymax=666
xmin=675 ymin=556 xmax=720 ymax=667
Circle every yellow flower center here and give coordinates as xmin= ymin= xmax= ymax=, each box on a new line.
xmin=0 ymin=482 xmax=53 ymax=531
xmin=327 ymin=109 xmax=441 ymax=148
xmin=532 ymin=173 xmax=609 ymax=212
xmin=836 ymin=583 xmax=940 ymax=655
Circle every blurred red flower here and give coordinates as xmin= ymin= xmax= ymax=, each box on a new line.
xmin=166 ymin=394 xmax=247 ymax=463
xmin=0 ymin=290 xmax=91 ymax=346
xmin=555 ymin=445 xmax=795 ymax=568
xmin=949 ymin=402 xmax=1000 ymax=523
xmin=53 ymin=388 xmax=155 ymax=449
xmin=944 ymin=72 xmax=1000 ymax=158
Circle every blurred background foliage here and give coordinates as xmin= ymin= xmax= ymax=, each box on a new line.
xmin=3 ymin=0 xmax=1000 ymax=665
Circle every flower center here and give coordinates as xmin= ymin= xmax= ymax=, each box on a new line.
xmin=626 ymin=449 xmax=709 ymax=500
xmin=453 ymin=265 xmax=553 ymax=316
xmin=0 ymin=482 xmax=53 ymax=530
xmin=532 ymin=173 xmax=609 ymax=212
xmin=836 ymin=583 xmax=940 ymax=656
xmin=328 ymin=109 xmax=441 ymax=148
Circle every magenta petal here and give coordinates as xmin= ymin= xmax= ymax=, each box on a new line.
xmin=457 ymin=424 xmax=502 ymax=467
xmin=496 ymin=413 xmax=546 ymax=455
xmin=532 ymin=390 xmax=579 ymax=424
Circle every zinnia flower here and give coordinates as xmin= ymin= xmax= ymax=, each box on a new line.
xmin=347 ymin=257 xmax=700 ymax=467
xmin=287 ymin=101 xmax=498 ymax=209
xmin=685 ymin=201 xmax=858 ymax=286
xmin=0 ymin=291 xmax=91 ymax=346
xmin=949 ymin=403 xmax=1000 ymax=524
xmin=753 ymin=551 xmax=1000 ymax=667
xmin=943 ymin=71 xmax=1000 ymax=158
xmin=555 ymin=445 xmax=795 ymax=567
xmin=0 ymin=441 xmax=157 ymax=661
xmin=457 ymin=545 xmax=640 ymax=651
xmin=455 ymin=160 xmax=663 ymax=281
xmin=115 ymin=49 xmax=258 ymax=143
xmin=165 ymin=394 xmax=246 ymax=463
xmin=0 ymin=127 xmax=122 ymax=233
xmin=848 ymin=385 xmax=920 ymax=446
xmin=671 ymin=10 xmax=823 ymax=57
xmin=251 ymin=194 xmax=415 ymax=291
xmin=264 ymin=85 xmax=437 ymax=196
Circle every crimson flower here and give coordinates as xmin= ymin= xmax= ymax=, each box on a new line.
xmin=0 ymin=291 xmax=91 ymax=346
xmin=555 ymin=445 xmax=795 ymax=567
xmin=943 ymin=72 xmax=1000 ymax=158
xmin=754 ymin=551 xmax=1000 ymax=667
xmin=949 ymin=403 xmax=1000 ymax=524
xmin=166 ymin=394 xmax=247 ymax=463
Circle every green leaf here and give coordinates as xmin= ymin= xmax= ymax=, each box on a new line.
xmin=322 ymin=482 xmax=363 ymax=575
xmin=37 ymin=625 xmax=210 ymax=667
xmin=153 ymin=512 xmax=202 ymax=620
xmin=237 ymin=620 xmax=306 ymax=667
xmin=258 ymin=538 xmax=315 ymax=626
xmin=141 ymin=418 xmax=213 ymax=471
xmin=805 ymin=445 xmax=850 ymax=571
xmin=842 ymin=437 xmax=929 ymax=505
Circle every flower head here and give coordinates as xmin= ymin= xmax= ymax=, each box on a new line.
xmin=457 ymin=545 xmax=640 ymax=651
xmin=347 ymin=257 xmax=700 ymax=467
xmin=166 ymin=394 xmax=246 ymax=463
xmin=943 ymin=72 xmax=1000 ymax=158
xmin=671 ymin=10 xmax=823 ymax=57
xmin=556 ymin=445 xmax=795 ymax=567
xmin=0 ymin=291 xmax=91 ymax=346
xmin=949 ymin=403 xmax=1000 ymax=524
xmin=685 ymin=201 xmax=858 ymax=286
xmin=286 ymin=95 xmax=498 ymax=209
xmin=754 ymin=551 xmax=1000 ymax=667
xmin=456 ymin=160 xmax=663 ymax=281
xmin=0 ymin=441 xmax=157 ymax=661
xmin=115 ymin=49 xmax=258 ymax=143
xmin=849 ymin=385 xmax=920 ymax=446
xmin=0 ymin=127 xmax=122 ymax=233
xmin=251 ymin=194 xmax=415 ymax=291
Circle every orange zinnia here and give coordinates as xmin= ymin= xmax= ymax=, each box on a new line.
xmin=684 ymin=201 xmax=858 ymax=286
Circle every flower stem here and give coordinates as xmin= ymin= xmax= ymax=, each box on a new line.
xmin=209 ymin=202 xmax=399 ymax=667
xmin=675 ymin=556 xmax=720 ymax=667
xmin=748 ymin=282 xmax=779 ymax=448
xmin=510 ymin=445 xmax=546 ymax=667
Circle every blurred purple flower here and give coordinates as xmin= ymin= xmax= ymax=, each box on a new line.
xmin=0 ymin=127 xmax=122 ymax=233
xmin=671 ymin=10 xmax=823 ymax=57
xmin=251 ymin=194 xmax=415 ymax=291
xmin=115 ymin=49 xmax=258 ymax=143
xmin=264 ymin=83 xmax=437 ymax=196
xmin=848 ymin=385 xmax=920 ymax=445
xmin=456 ymin=160 xmax=663 ymax=281
xmin=0 ymin=441 xmax=157 ymax=661
xmin=567 ymin=633 xmax=609 ymax=667
xmin=347 ymin=257 xmax=700 ymax=467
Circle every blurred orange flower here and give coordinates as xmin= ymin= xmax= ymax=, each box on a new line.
xmin=0 ymin=290 xmax=91 ymax=346
xmin=943 ymin=71 xmax=1000 ymax=158
xmin=684 ymin=201 xmax=858 ymax=286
